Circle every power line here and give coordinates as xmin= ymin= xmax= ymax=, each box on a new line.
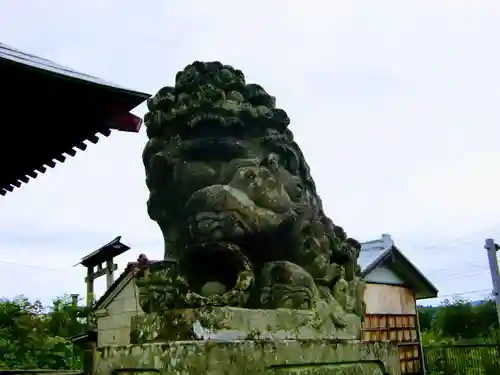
xmin=421 ymin=224 xmax=500 ymax=251
xmin=435 ymin=268 xmax=490 ymax=281
xmin=435 ymin=288 xmax=492 ymax=299
xmin=0 ymin=259 xmax=77 ymax=272
xmin=403 ymin=224 xmax=500 ymax=258
xmin=0 ymin=259 xmax=130 ymax=273
xmin=407 ymin=231 xmax=500 ymax=278
xmin=424 ymin=259 xmax=488 ymax=273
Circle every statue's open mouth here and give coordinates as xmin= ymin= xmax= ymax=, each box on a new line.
xmin=180 ymin=242 xmax=253 ymax=307
xmin=181 ymin=243 xmax=240 ymax=291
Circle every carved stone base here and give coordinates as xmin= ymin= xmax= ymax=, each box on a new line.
xmin=96 ymin=340 xmax=399 ymax=375
xmin=130 ymin=307 xmax=362 ymax=343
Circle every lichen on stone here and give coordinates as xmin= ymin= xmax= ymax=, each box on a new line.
xmin=96 ymin=340 xmax=399 ymax=375
xmin=136 ymin=61 xmax=366 ymax=334
xmin=93 ymin=60 xmax=404 ymax=375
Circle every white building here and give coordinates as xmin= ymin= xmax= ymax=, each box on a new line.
xmin=359 ymin=233 xmax=438 ymax=375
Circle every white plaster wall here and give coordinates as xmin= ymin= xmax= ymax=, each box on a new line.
xmin=365 ymin=265 xmax=404 ymax=285
xmin=96 ymin=279 xmax=143 ymax=347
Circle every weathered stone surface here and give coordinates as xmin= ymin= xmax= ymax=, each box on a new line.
xmin=137 ymin=60 xmax=366 ymax=335
xmin=96 ymin=340 xmax=400 ymax=375
xmin=97 ymin=61 xmax=401 ymax=375
xmin=130 ymin=307 xmax=361 ymax=343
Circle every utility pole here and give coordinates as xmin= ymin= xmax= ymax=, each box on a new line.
xmin=485 ymin=238 xmax=500 ymax=326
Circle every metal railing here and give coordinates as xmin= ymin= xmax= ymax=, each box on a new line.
xmin=424 ymin=344 xmax=500 ymax=375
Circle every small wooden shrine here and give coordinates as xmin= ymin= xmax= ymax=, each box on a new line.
xmin=360 ymin=234 xmax=439 ymax=375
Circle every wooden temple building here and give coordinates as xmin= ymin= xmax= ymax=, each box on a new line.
xmin=360 ymin=234 xmax=438 ymax=375
xmin=0 ymin=42 xmax=150 ymax=195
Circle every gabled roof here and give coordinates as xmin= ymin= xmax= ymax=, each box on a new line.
xmin=93 ymin=258 xmax=178 ymax=310
xmin=360 ymin=234 xmax=439 ymax=300
xmin=76 ymin=236 xmax=131 ymax=268
xmin=0 ymin=42 xmax=151 ymax=195
xmin=93 ymin=261 xmax=143 ymax=309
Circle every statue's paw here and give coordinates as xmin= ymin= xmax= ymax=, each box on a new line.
xmin=188 ymin=212 xmax=245 ymax=241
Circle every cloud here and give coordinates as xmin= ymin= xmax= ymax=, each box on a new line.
xmin=0 ymin=0 xmax=499 ymax=304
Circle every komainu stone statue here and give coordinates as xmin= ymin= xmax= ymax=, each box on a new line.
xmin=140 ymin=61 xmax=364 ymax=319
xmin=95 ymin=62 xmax=400 ymax=375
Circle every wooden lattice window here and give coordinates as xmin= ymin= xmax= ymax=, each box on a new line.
xmin=363 ymin=314 xmax=423 ymax=374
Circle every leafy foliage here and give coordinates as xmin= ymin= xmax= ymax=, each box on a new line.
xmin=0 ymin=294 xmax=89 ymax=370
xmin=2 ymin=293 xmax=499 ymax=371
xmin=419 ymin=297 xmax=499 ymax=343
xmin=421 ymin=298 xmax=500 ymax=374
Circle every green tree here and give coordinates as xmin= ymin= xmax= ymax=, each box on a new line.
xmin=419 ymin=297 xmax=499 ymax=342
xmin=44 ymin=295 xmax=90 ymax=339
xmin=433 ymin=298 xmax=478 ymax=340
xmin=474 ymin=299 xmax=499 ymax=339
xmin=418 ymin=305 xmax=437 ymax=332
xmin=0 ymin=294 xmax=87 ymax=369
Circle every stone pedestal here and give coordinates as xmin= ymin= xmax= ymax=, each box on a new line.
xmin=96 ymin=340 xmax=400 ymax=375
xmin=94 ymin=308 xmax=401 ymax=375
xmin=130 ymin=307 xmax=361 ymax=343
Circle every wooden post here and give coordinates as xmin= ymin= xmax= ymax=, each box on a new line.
xmin=85 ymin=261 xmax=118 ymax=306
xmin=86 ymin=266 xmax=94 ymax=307
xmin=106 ymin=259 xmax=115 ymax=289
xmin=83 ymin=341 xmax=96 ymax=375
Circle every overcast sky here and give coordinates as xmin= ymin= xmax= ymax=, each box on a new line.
xmin=0 ymin=0 xmax=499 ymax=306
